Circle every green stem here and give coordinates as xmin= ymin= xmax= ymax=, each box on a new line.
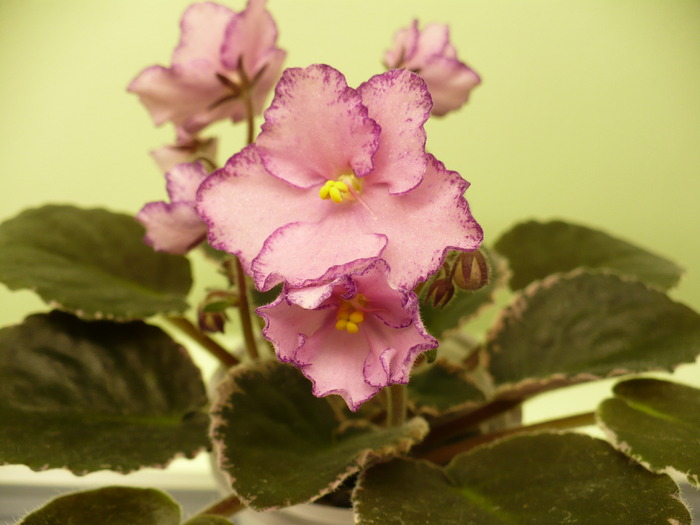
xmin=420 ymin=411 xmax=597 ymax=465
xmin=418 ymin=397 xmax=523 ymax=450
xmin=164 ymin=316 xmax=238 ymax=368
xmin=386 ymin=384 xmax=408 ymax=427
xmin=196 ymin=493 xmax=245 ymax=518
xmin=233 ymin=256 xmax=260 ymax=360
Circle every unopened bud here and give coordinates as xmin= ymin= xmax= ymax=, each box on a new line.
xmin=197 ymin=291 xmax=238 ymax=333
xmin=427 ymin=278 xmax=455 ymax=308
xmin=198 ymin=308 xmax=228 ymax=333
xmin=453 ymin=250 xmax=489 ymax=291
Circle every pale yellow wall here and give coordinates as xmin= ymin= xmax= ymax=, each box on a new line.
xmin=0 ymin=0 xmax=698 ymax=424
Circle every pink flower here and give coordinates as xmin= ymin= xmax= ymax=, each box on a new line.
xmin=258 ymin=261 xmax=437 ymax=410
xmin=196 ymin=64 xmax=482 ymax=291
xmin=137 ymin=162 xmax=208 ymax=254
xmin=128 ymin=0 xmax=286 ymax=136
xmin=384 ymin=20 xmax=481 ymax=116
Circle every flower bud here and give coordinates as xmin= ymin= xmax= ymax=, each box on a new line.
xmin=427 ymin=278 xmax=455 ymax=308
xmin=197 ymin=290 xmax=238 ymax=333
xmin=453 ymin=250 xmax=489 ymax=291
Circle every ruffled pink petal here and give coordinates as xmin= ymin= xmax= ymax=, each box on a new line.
xmin=128 ymin=62 xmax=226 ymax=131
xmin=137 ymin=201 xmax=207 ymax=254
xmin=361 ymin=154 xmax=483 ymax=290
xmin=220 ymin=0 xmax=279 ymax=75
xmin=256 ymin=64 xmax=380 ymax=188
xmin=259 ymin=262 xmax=437 ymax=411
xmin=384 ymin=19 xmax=419 ymax=68
xmin=251 ymin=218 xmax=388 ymax=291
xmin=196 ymin=145 xmax=326 ymax=274
xmin=295 ymin=323 xmax=380 ymax=411
xmin=165 ymin=162 xmax=209 ymax=203
xmin=172 ymin=2 xmax=234 ymax=66
xmin=417 ymin=56 xmax=481 ymax=116
xmin=258 ymin=292 xmax=330 ymax=362
xmin=411 ymin=23 xmax=450 ymax=64
xmin=285 ymin=280 xmax=338 ymax=310
xmin=358 ymin=69 xmax=431 ymax=194
xmin=362 ymin=314 xmax=435 ymax=388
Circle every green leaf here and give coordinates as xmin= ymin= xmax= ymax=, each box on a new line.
xmin=493 ymin=219 xmax=683 ymax=291
xmin=211 ymin=360 xmax=428 ymax=510
xmin=409 ymin=359 xmax=486 ymax=417
xmin=420 ymin=247 xmax=507 ymax=339
xmin=486 ymin=272 xmax=700 ymax=396
xmin=598 ymin=378 xmax=700 ymax=486
xmin=17 ymin=486 xmax=181 ymax=525
xmin=355 ymin=433 xmax=691 ymax=524
xmin=0 ymin=311 xmax=210 ymax=474
xmin=0 ymin=205 xmax=192 ymax=320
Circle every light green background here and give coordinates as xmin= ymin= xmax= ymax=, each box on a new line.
xmin=0 ymin=0 xmax=699 ymax=482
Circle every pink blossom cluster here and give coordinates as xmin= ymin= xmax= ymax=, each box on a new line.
xmin=131 ymin=1 xmax=483 ymax=410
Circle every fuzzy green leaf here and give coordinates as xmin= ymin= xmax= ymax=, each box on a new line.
xmin=494 ymin=219 xmax=683 ymax=291
xmin=486 ymin=272 xmax=700 ymax=396
xmin=0 ymin=205 xmax=192 ymax=320
xmin=0 ymin=311 xmax=209 ymax=474
xmin=598 ymin=378 xmax=700 ymax=486
xmin=355 ymin=433 xmax=691 ymax=524
xmin=17 ymin=486 xmax=181 ymax=525
xmin=409 ymin=359 xmax=485 ymax=416
xmin=211 ymin=360 xmax=428 ymax=510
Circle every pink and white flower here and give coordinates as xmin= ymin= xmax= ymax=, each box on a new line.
xmin=196 ymin=64 xmax=482 ymax=291
xmin=128 ymin=0 xmax=286 ymax=136
xmin=258 ymin=261 xmax=437 ymax=410
xmin=137 ymin=162 xmax=208 ymax=254
xmin=385 ymin=20 xmax=481 ymax=116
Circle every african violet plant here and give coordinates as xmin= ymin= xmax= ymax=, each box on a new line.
xmin=1 ymin=1 xmax=699 ymax=523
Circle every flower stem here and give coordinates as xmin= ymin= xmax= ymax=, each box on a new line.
xmin=419 ymin=411 xmax=597 ymax=465
xmin=233 ymin=256 xmax=260 ymax=360
xmin=164 ymin=316 xmax=238 ymax=368
xmin=419 ymin=397 xmax=523 ymax=450
xmin=386 ymin=384 xmax=408 ymax=427
xmin=196 ymin=493 xmax=245 ymax=518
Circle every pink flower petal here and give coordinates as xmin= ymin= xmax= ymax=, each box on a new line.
xmin=258 ymin=262 xmax=437 ymax=411
xmin=383 ymin=20 xmax=480 ymax=117
xmin=165 ymin=161 xmax=210 ymax=203
xmin=412 ymin=23 xmax=450 ymax=61
xmin=196 ymin=145 xmax=327 ymax=274
xmin=220 ymin=0 xmax=279 ymax=74
xmin=418 ymin=56 xmax=481 ymax=116
xmin=252 ymin=218 xmax=388 ymax=291
xmin=137 ymin=201 xmax=207 ymax=254
xmin=361 ymin=154 xmax=483 ymax=289
xmin=256 ymin=64 xmax=380 ymax=188
xmin=172 ymin=2 xmax=234 ymax=65
xmin=384 ymin=19 xmax=419 ymax=68
xmin=358 ymin=69 xmax=431 ymax=194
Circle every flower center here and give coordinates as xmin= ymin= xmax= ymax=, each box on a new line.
xmin=319 ymin=174 xmax=362 ymax=204
xmin=335 ymin=295 xmax=367 ymax=334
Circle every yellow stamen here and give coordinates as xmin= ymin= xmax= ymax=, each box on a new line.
xmin=335 ymin=299 xmax=366 ymax=334
xmin=349 ymin=311 xmax=364 ymax=324
xmin=319 ymin=174 xmax=362 ymax=204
